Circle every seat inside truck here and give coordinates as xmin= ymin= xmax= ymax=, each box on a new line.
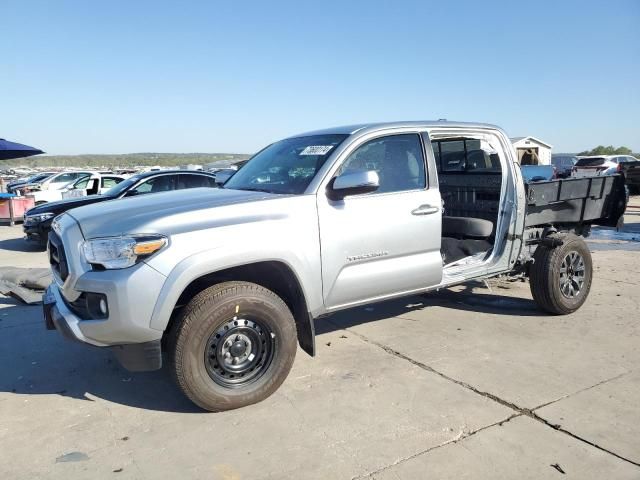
xmin=432 ymin=137 xmax=503 ymax=265
xmin=440 ymin=216 xmax=494 ymax=264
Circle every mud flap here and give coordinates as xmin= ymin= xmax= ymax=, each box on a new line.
xmin=297 ymin=313 xmax=316 ymax=357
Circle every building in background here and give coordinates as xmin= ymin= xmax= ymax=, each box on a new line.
xmin=510 ymin=136 xmax=553 ymax=165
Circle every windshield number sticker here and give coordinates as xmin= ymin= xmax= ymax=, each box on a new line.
xmin=300 ymin=145 xmax=334 ymax=156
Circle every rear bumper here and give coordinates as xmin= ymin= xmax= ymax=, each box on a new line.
xmin=44 ymin=283 xmax=162 ymax=371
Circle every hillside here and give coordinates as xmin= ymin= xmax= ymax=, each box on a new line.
xmin=2 ymin=152 xmax=251 ymax=169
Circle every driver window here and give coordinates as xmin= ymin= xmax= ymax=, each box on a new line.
xmin=339 ymin=134 xmax=426 ymax=194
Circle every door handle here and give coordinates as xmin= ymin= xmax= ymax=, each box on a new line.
xmin=411 ymin=204 xmax=440 ymax=215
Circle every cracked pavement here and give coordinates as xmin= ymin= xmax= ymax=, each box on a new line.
xmin=1 ymin=199 xmax=639 ymax=479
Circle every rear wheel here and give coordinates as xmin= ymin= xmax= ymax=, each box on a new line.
xmin=529 ymin=233 xmax=593 ymax=314
xmin=169 ymin=281 xmax=297 ymax=411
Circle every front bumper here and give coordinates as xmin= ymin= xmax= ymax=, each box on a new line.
xmin=44 ymin=282 xmax=163 ymax=372
xmin=23 ymin=221 xmax=50 ymax=244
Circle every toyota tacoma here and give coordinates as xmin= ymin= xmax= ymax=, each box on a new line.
xmin=43 ymin=121 xmax=627 ymax=411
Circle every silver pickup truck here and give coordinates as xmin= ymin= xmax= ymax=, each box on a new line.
xmin=44 ymin=121 xmax=627 ymax=411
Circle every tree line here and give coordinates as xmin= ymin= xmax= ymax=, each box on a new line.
xmin=0 ymin=152 xmax=250 ymax=169
xmin=578 ymin=146 xmax=638 ymax=157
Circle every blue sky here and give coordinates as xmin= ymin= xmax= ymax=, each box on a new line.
xmin=1 ymin=0 xmax=638 ymax=155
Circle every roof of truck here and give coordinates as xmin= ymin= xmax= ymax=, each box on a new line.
xmin=288 ymin=120 xmax=500 ymax=138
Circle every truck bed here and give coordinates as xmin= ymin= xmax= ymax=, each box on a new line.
xmin=524 ymin=174 xmax=627 ymax=228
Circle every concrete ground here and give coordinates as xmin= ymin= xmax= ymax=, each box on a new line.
xmin=1 ymin=199 xmax=639 ymax=479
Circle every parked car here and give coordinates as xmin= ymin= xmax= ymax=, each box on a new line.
xmin=27 ymin=171 xmax=96 ymax=193
xmin=43 ymin=121 xmax=626 ymax=412
xmin=60 ymin=174 xmax=126 ymax=199
xmin=571 ymin=155 xmax=637 ymax=178
xmin=23 ymin=170 xmax=217 ymax=246
xmin=551 ymin=154 xmax=577 ymax=178
xmin=27 ymin=171 xmax=100 ymax=204
xmin=7 ymin=172 xmax=56 ymax=193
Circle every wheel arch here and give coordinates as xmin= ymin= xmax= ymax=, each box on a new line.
xmin=153 ymin=260 xmax=316 ymax=357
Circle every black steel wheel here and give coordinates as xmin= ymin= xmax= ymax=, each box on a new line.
xmin=168 ymin=281 xmax=297 ymax=412
xmin=204 ymin=317 xmax=275 ymax=388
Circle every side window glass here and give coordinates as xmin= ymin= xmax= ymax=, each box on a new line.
xmin=132 ymin=180 xmax=153 ymax=194
xmin=53 ymin=173 xmax=75 ymax=183
xmin=175 ymin=175 xmax=191 ymax=190
xmin=74 ymin=178 xmax=90 ymax=189
xmin=131 ymin=176 xmax=173 ymax=194
xmin=340 ymin=134 xmax=426 ymax=194
xmin=75 ymin=173 xmax=91 ymax=182
xmin=434 ymin=138 xmax=501 ymax=173
xmin=102 ymin=177 xmax=120 ymax=188
xmin=204 ymin=176 xmax=217 ymax=187
xmin=180 ymin=174 xmax=216 ymax=189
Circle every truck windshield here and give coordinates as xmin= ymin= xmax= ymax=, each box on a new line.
xmin=224 ymin=134 xmax=349 ymax=194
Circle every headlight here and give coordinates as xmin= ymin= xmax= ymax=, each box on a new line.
xmin=82 ymin=235 xmax=167 ymax=269
xmin=25 ymin=212 xmax=55 ymax=225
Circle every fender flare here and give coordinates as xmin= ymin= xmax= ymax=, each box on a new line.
xmin=149 ymin=251 xmax=316 ymax=356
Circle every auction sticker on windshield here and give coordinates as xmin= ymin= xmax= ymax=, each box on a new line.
xmin=300 ymin=145 xmax=334 ymax=156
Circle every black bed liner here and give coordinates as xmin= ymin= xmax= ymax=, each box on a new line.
xmin=524 ymin=174 xmax=627 ymax=228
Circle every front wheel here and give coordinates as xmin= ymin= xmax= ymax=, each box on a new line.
xmin=529 ymin=233 xmax=593 ymax=315
xmin=168 ymin=281 xmax=297 ymax=411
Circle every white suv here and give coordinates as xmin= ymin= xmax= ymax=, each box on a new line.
xmin=572 ymin=155 xmax=638 ymax=178
xmin=37 ymin=171 xmax=95 ymax=190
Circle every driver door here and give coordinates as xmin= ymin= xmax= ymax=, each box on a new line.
xmin=317 ymin=133 xmax=443 ymax=310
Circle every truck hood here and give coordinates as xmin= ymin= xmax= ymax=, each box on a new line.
xmin=67 ymin=188 xmax=286 ymax=239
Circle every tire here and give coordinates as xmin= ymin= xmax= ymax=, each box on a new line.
xmin=168 ymin=281 xmax=297 ymax=412
xmin=529 ymin=233 xmax=593 ymax=315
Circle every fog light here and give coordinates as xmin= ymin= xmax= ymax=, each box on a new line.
xmin=85 ymin=293 xmax=109 ymax=319
xmin=99 ymin=298 xmax=108 ymax=315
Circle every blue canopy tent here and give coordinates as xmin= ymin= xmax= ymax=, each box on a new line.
xmin=0 ymin=138 xmax=44 ymax=160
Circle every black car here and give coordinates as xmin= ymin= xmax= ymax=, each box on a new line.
xmin=23 ymin=170 xmax=218 ymax=246
xmin=551 ymin=154 xmax=577 ymax=178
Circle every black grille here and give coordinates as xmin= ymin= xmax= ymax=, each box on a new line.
xmin=48 ymin=231 xmax=69 ymax=281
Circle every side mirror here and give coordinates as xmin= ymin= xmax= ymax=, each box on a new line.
xmin=327 ymin=170 xmax=379 ymax=200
